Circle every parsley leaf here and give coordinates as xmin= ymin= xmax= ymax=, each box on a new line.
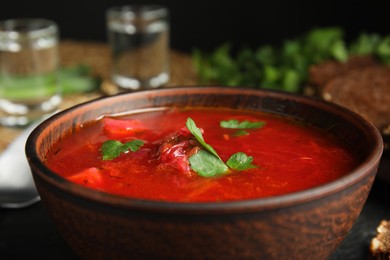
xmin=101 ymin=139 xmax=144 ymax=160
xmin=186 ymin=117 xmax=222 ymax=161
xmin=189 ymin=150 xmax=229 ymax=177
xmin=226 ymin=152 xmax=257 ymax=170
xmin=186 ymin=117 xmax=258 ymax=177
xmin=220 ymin=119 xmax=265 ymax=129
xmin=234 ymin=130 xmax=249 ymax=136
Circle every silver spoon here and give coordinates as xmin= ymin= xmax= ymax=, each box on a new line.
xmin=0 ymin=122 xmax=41 ymax=208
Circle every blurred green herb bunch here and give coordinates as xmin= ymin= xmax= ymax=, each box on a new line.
xmin=193 ymin=27 xmax=390 ymax=93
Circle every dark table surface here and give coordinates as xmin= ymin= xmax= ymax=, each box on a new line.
xmin=1 ymin=154 xmax=390 ymax=260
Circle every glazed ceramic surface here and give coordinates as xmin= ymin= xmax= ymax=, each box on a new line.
xmin=26 ymin=87 xmax=383 ymax=259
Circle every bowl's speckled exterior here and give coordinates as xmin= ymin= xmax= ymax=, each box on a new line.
xmin=26 ymin=87 xmax=383 ymax=259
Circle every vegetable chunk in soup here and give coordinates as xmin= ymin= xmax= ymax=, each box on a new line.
xmin=45 ymin=107 xmax=359 ymax=202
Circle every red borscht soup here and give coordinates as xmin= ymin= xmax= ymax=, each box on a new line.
xmin=45 ymin=107 xmax=359 ymax=202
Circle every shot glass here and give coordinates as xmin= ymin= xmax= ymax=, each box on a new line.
xmin=106 ymin=5 xmax=170 ymax=90
xmin=0 ymin=18 xmax=61 ymax=127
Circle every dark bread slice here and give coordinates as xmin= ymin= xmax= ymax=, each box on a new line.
xmin=306 ymin=55 xmax=378 ymax=96
xmin=321 ymin=65 xmax=390 ymax=134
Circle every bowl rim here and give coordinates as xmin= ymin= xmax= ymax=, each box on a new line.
xmin=25 ymin=86 xmax=384 ymax=214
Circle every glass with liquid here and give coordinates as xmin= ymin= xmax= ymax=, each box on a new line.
xmin=106 ymin=5 xmax=170 ymax=90
xmin=0 ymin=19 xmax=61 ymax=126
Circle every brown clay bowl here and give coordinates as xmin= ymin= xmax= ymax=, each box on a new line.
xmin=25 ymin=86 xmax=383 ymax=259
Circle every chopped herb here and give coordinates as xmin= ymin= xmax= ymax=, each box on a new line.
xmin=220 ymin=119 xmax=265 ymax=129
xmin=186 ymin=117 xmax=222 ymax=161
xmin=101 ymin=139 xmax=144 ymax=160
xmin=189 ymin=150 xmax=229 ymax=177
xmin=186 ymin=117 xmax=258 ymax=177
xmin=227 ymin=152 xmax=257 ymax=170
xmin=221 ymin=119 xmax=265 ymax=137
xmin=234 ymin=130 xmax=249 ymax=136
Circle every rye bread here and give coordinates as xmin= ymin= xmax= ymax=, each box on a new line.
xmin=370 ymin=220 xmax=390 ymax=260
xmin=320 ymin=65 xmax=390 ymax=135
xmin=307 ymin=55 xmax=379 ymax=96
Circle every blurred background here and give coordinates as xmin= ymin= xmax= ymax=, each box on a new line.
xmin=1 ymin=3 xmax=390 ymax=260
xmin=1 ymin=0 xmax=389 ymax=53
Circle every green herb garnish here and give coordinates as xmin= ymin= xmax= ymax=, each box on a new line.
xmin=220 ymin=119 xmax=265 ymax=129
xmin=221 ymin=119 xmax=265 ymax=137
xmin=188 ymin=150 xmax=229 ymax=177
xmin=234 ymin=130 xmax=249 ymax=136
xmin=101 ymin=139 xmax=144 ymax=160
xmin=186 ymin=117 xmax=257 ymax=177
xmin=186 ymin=118 xmax=222 ymax=161
xmin=226 ymin=152 xmax=257 ymax=171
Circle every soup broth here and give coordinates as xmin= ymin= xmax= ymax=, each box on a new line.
xmin=45 ymin=107 xmax=359 ymax=202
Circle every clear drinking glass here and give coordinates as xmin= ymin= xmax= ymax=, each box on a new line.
xmin=0 ymin=19 xmax=61 ymax=127
xmin=106 ymin=5 xmax=170 ymax=90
